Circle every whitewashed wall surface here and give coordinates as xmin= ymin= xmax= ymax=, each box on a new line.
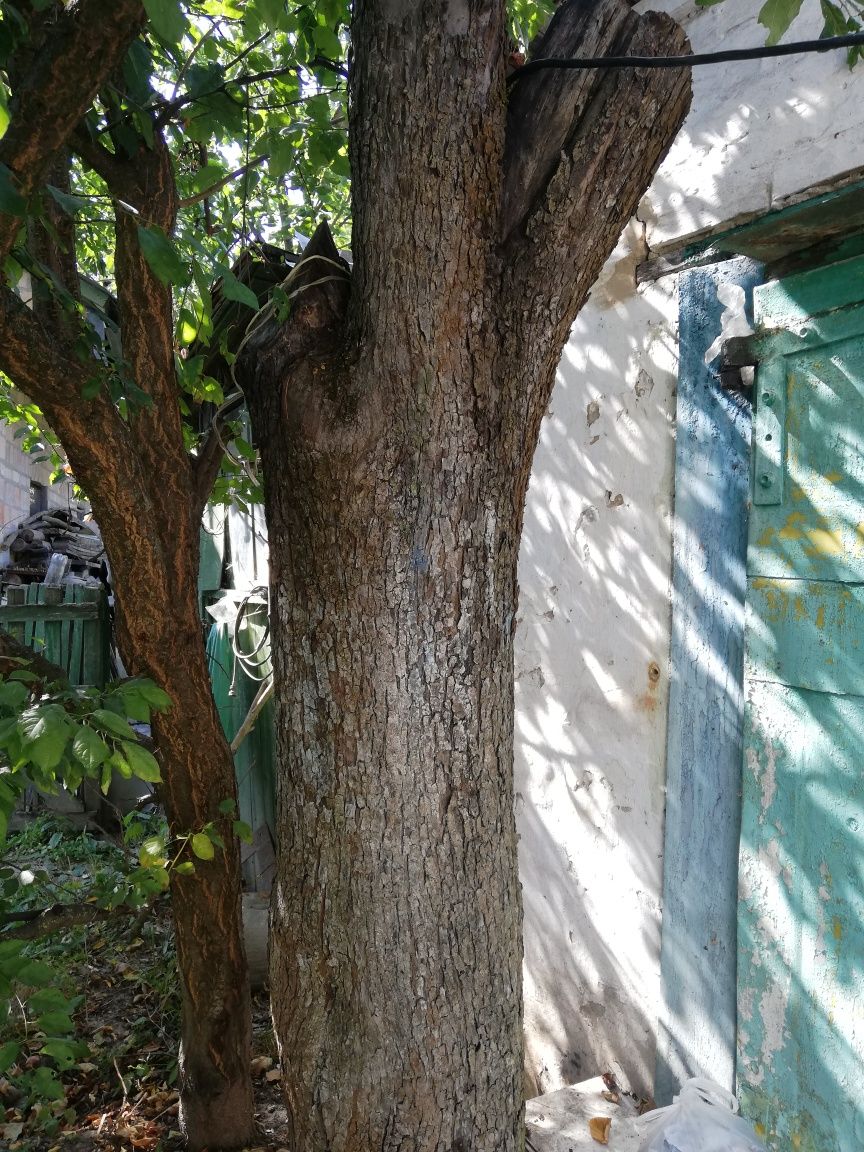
xmin=515 ymin=0 xmax=864 ymax=1097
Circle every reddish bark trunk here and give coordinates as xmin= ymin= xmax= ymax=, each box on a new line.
xmin=0 ymin=5 xmax=256 ymax=1146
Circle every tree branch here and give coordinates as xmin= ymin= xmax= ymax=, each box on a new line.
xmin=239 ymin=221 xmax=350 ymax=396
xmin=191 ymin=414 xmax=231 ymax=518
xmin=70 ymin=124 xmax=140 ymax=204
xmin=502 ymin=0 xmax=643 ymax=242
xmin=0 ymin=0 xmax=146 ymax=265
xmin=153 ymin=65 xmax=303 ymax=130
xmin=112 ymin=138 xmax=194 ymax=530
xmin=28 ymin=153 xmax=82 ymax=343
xmin=178 ymin=156 xmax=268 ymax=209
xmin=0 ymin=627 xmax=68 ymax=684
xmin=0 ymin=285 xmax=159 ymax=568
xmin=497 ymin=0 xmax=691 ymax=447
xmin=0 ymin=284 xmax=108 ymax=414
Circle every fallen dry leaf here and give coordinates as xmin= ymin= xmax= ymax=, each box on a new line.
xmin=265 ymin=1068 xmax=282 ymax=1082
xmin=588 ymin=1115 xmax=611 ymax=1145
xmin=602 ymin=1090 xmax=620 ymax=1104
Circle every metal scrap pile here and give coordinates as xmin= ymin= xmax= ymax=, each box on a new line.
xmin=0 ymin=509 xmax=104 ymax=588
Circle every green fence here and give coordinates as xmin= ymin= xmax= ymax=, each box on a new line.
xmin=0 ymin=584 xmax=110 ymax=686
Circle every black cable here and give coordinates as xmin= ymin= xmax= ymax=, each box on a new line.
xmin=508 ymin=30 xmax=864 ymax=84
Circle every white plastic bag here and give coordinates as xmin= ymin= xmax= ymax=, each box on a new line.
xmin=638 ymin=1078 xmax=768 ymax=1152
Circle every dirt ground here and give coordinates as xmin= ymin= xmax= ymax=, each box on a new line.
xmin=1 ymin=818 xmax=291 ymax=1152
xmin=3 ymin=913 xmax=292 ymax=1151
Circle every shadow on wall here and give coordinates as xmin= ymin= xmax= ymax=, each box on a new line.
xmin=641 ymin=0 xmax=864 ymax=251
xmin=514 ymin=0 xmax=864 ymax=1102
xmin=514 ymin=223 xmax=679 ymax=1099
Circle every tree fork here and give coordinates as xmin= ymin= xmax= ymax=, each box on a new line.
xmin=242 ymin=1 xmax=691 ymax=1149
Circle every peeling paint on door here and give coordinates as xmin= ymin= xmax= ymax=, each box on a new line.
xmin=739 ymin=255 xmax=864 ymax=1151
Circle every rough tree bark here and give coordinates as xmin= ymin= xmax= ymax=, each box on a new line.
xmin=0 ymin=6 xmax=254 ymax=1147
xmin=240 ymin=1 xmax=691 ymax=1149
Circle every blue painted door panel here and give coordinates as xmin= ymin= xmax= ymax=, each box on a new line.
xmin=748 ymin=332 xmax=864 ymax=581
xmin=739 ymin=680 xmax=864 ymax=1151
xmin=739 ymin=262 xmax=864 ymax=1150
xmin=745 ymin=579 xmax=864 ymax=697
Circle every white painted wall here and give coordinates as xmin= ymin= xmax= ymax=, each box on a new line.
xmin=643 ymin=0 xmax=864 ymax=249
xmin=516 ymin=0 xmax=864 ymax=1098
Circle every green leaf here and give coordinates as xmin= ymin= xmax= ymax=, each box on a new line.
xmin=312 ymin=24 xmax=342 ymax=59
xmin=72 ymin=726 xmax=110 ymax=772
xmin=821 ymin=0 xmax=846 ymax=35
xmin=135 ymin=680 xmax=172 ymax=711
xmin=15 ymin=959 xmax=55 ymax=987
xmin=139 ymin=836 xmax=167 ymax=868
xmin=23 ymin=707 xmax=71 ymax=770
xmin=46 ymin=185 xmax=87 ymax=215
xmin=190 ymin=832 xmax=215 ymax=860
xmin=36 ymin=1009 xmax=75 ymax=1034
xmin=219 ymin=268 xmax=260 ymax=311
xmin=0 ymin=1039 xmax=18 ymax=1072
xmin=110 ymin=749 xmax=133 ymax=779
xmin=121 ymin=740 xmax=161 ymax=784
xmin=143 ymin=0 xmax=187 ymax=43
xmin=758 ymin=0 xmax=805 ymax=44
xmin=30 ymin=1064 xmax=65 ymax=1100
xmin=0 ymin=939 xmax=23 ymax=961
xmin=0 ymin=680 xmax=28 ymax=709
xmin=190 ymin=160 xmax=227 ymax=195
xmin=218 ymin=797 xmax=236 ymax=816
xmin=0 ymin=79 xmax=9 ymax=140
xmin=40 ymin=1039 xmax=80 ymax=1070
xmin=29 ymin=988 xmax=78 ymax=1014
xmin=90 ymin=709 xmax=136 ymax=740
xmin=233 ymin=819 xmax=253 ymax=844
xmin=256 ymin=0 xmax=287 ymax=30
xmin=174 ymin=859 xmax=195 ymax=875
xmin=137 ymin=225 xmax=189 ymax=286
xmin=0 ymin=164 xmax=25 ymax=215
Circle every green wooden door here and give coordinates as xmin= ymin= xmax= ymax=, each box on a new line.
xmin=738 ymin=257 xmax=864 ymax=1150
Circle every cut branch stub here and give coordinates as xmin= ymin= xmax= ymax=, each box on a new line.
xmin=239 ymin=222 xmax=351 ymax=425
xmin=501 ymin=0 xmax=680 ymax=241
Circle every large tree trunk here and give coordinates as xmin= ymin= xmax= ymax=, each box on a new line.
xmin=244 ymin=1 xmax=691 ymax=1148
xmin=249 ymin=342 xmax=525 ymax=1151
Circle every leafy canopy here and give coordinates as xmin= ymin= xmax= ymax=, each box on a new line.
xmin=0 ymin=0 xmax=850 ymax=506
xmin=0 ymin=1 xmax=561 ymax=507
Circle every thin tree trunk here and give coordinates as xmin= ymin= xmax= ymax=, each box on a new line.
xmin=0 ymin=5 xmax=255 ymax=1146
xmin=38 ymin=365 xmax=255 ymax=1152
xmin=87 ymin=469 xmax=255 ymax=1151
